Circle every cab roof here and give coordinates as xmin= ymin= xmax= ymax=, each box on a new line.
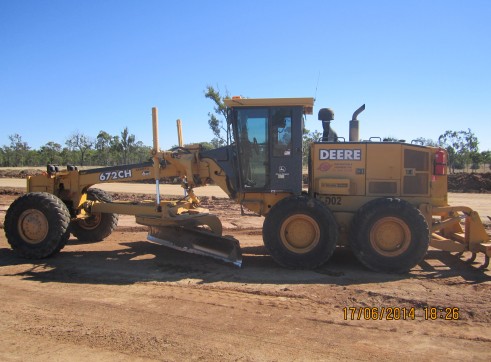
xmin=224 ymin=97 xmax=314 ymax=115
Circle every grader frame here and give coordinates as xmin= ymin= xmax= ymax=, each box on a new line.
xmin=4 ymin=98 xmax=491 ymax=272
xmin=12 ymin=107 xmax=244 ymax=265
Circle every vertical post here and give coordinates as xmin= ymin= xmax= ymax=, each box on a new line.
xmin=152 ymin=107 xmax=161 ymax=210
xmin=152 ymin=108 xmax=159 ymax=152
xmin=176 ymin=119 xmax=187 ymax=197
xmin=176 ymin=119 xmax=183 ymax=147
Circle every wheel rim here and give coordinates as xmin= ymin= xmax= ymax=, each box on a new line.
xmin=18 ymin=209 xmax=49 ymax=244
xmin=280 ymin=214 xmax=320 ymax=254
xmin=369 ymin=217 xmax=411 ymax=257
xmin=77 ymin=214 xmax=102 ymax=230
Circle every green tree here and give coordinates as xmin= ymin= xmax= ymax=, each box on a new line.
xmin=66 ymin=131 xmax=94 ymax=166
xmin=204 ymin=85 xmax=231 ymax=148
xmin=470 ymin=150 xmax=491 ymax=172
xmin=39 ymin=141 xmax=62 ymax=165
xmin=196 ymin=141 xmax=215 ymax=151
xmin=413 ymin=137 xmax=438 ymax=147
xmin=1 ymin=145 xmax=13 ymax=166
xmin=59 ymin=147 xmax=75 ymax=165
xmin=95 ymin=131 xmax=113 ymax=165
xmin=7 ymin=134 xmax=30 ymax=166
xmin=132 ymin=141 xmax=152 ymax=163
xmin=120 ymin=127 xmax=136 ymax=164
xmin=470 ymin=151 xmax=482 ymax=172
xmin=480 ymin=150 xmax=491 ymax=171
xmin=438 ymin=129 xmax=479 ymax=173
xmin=26 ymin=150 xmax=41 ymax=166
xmin=302 ymin=129 xmax=322 ymax=166
xmin=382 ymin=136 xmax=399 ymax=142
xmin=482 ymin=150 xmax=491 ymax=162
xmin=110 ymin=135 xmax=122 ymax=165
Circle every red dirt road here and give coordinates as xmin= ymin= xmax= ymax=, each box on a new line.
xmin=1 ymin=190 xmax=491 ymax=361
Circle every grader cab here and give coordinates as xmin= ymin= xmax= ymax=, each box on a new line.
xmin=4 ymin=98 xmax=491 ymax=272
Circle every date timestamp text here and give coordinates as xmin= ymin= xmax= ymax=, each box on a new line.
xmin=343 ymin=307 xmax=460 ymax=321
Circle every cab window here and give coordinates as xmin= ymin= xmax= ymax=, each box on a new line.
xmin=235 ymin=108 xmax=269 ymax=188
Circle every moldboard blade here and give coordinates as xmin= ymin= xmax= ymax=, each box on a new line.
xmin=147 ymin=226 xmax=242 ymax=267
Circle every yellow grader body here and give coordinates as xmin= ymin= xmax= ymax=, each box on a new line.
xmin=4 ymin=97 xmax=490 ymax=272
xmin=308 ymin=141 xmax=491 ymax=269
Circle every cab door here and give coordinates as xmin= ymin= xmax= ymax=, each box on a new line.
xmin=269 ymin=107 xmax=303 ymax=194
xmin=234 ymin=108 xmax=270 ymax=191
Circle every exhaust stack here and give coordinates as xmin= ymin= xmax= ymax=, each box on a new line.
xmin=349 ymin=104 xmax=365 ymax=142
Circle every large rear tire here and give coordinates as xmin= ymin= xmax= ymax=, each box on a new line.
xmin=4 ymin=192 xmax=71 ymax=258
xmin=350 ymin=198 xmax=429 ymax=273
xmin=263 ymin=196 xmax=338 ymax=268
xmin=70 ymin=188 xmax=118 ymax=242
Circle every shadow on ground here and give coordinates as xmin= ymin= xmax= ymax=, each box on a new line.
xmin=1 ymin=235 xmax=490 ymax=287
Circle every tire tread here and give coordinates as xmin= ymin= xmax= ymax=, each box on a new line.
xmin=350 ymin=198 xmax=429 ymax=273
xmin=70 ymin=188 xmax=118 ymax=242
xmin=5 ymin=192 xmax=71 ymax=258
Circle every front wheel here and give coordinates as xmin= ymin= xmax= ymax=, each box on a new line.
xmin=4 ymin=192 xmax=71 ymax=258
xmin=263 ymin=196 xmax=338 ymax=268
xmin=350 ymin=198 xmax=429 ymax=273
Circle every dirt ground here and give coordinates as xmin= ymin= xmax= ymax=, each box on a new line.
xmin=1 ymin=189 xmax=491 ymax=361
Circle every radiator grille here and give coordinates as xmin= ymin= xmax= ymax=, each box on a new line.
xmin=403 ymin=148 xmax=430 ymax=195
xmin=404 ymin=149 xmax=429 ymax=171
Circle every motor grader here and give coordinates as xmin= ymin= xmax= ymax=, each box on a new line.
xmin=4 ymin=98 xmax=491 ymax=272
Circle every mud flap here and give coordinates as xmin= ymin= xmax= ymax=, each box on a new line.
xmin=147 ymin=226 xmax=242 ymax=267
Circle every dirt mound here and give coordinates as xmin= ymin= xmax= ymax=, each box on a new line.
xmin=448 ymin=173 xmax=491 ymax=193
xmin=0 ymin=187 xmax=24 ymax=196
xmin=0 ymin=169 xmax=43 ymax=178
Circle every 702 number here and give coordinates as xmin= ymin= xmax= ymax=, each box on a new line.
xmin=324 ymin=196 xmax=342 ymax=205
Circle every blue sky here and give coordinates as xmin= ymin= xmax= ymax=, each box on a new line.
xmin=1 ymin=0 xmax=490 ymax=152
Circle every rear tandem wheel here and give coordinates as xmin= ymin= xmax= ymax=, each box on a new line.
xmin=350 ymin=198 xmax=430 ymax=273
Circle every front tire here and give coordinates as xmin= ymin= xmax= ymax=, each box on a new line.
xmin=70 ymin=188 xmax=118 ymax=242
xmin=5 ymin=192 xmax=71 ymax=258
xmin=263 ymin=196 xmax=338 ymax=268
xmin=350 ymin=198 xmax=429 ymax=273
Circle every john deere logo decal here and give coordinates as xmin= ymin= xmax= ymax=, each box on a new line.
xmin=319 ymin=149 xmax=361 ymax=161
